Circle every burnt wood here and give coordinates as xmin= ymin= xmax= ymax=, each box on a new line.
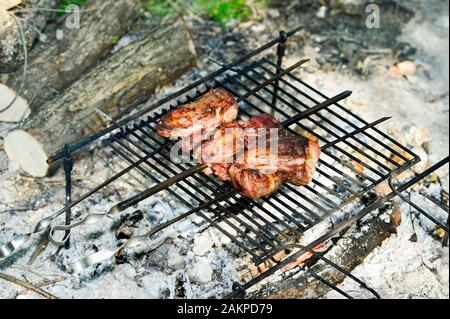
xmin=250 ymin=207 xmax=401 ymax=299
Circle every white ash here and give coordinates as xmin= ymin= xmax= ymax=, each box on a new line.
xmin=325 ymin=201 xmax=449 ymax=299
xmin=1 ymin=0 xmax=449 ymax=299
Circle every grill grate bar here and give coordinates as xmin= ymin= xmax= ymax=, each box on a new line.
xmin=109 ymin=110 xmax=398 ymax=261
xmin=222 ymin=76 xmax=390 ymax=178
xmin=420 ymin=191 xmax=449 ymax=213
xmin=123 ymin=126 xmax=294 ymax=244
xmin=258 ymin=61 xmax=405 ymax=168
xmin=262 ymin=59 xmax=417 ymax=162
xmin=136 ymin=121 xmax=311 ymax=236
xmin=108 ymin=139 xmax=267 ymax=259
xmin=241 ymin=65 xmax=398 ymax=171
xmin=217 ymin=80 xmax=381 ymax=184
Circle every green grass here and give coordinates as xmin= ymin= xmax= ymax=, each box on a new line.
xmin=140 ymin=0 xmax=181 ymax=17
xmin=56 ymin=0 xmax=88 ymax=16
xmin=140 ymin=0 xmax=270 ymax=27
xmin=192 ymin=0 xmax=253 ymax=26
xmin=56 ymin=0 xmax=270 ymax=27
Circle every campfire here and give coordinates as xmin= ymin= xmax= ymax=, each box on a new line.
xmin=0 ymin=1 xmax=448 ymax=300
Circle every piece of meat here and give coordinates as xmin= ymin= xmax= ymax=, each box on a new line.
xmin=240 ymin=132 xmax=321 ymax=186
xmin=155 ymin=88 xmax=321 ymax=199
xmin=287 ymin=139 xmax=321 ymax=186
xmin=227 ymin=133 xmax=320 ymax=198
xmin=227 ymin=121 xmax=320 ymax=197
xmin=156 ymin=89 xmax=238 ymax=151
xmin=228 ymin=165 xmax=284 ymax=199
xmin=198 ymin=114 xmax=284 ymax=181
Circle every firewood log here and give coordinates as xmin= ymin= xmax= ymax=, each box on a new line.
xmin=249 ymin=206 xmax=401 ymax=299
xmin=0 ymin=0 xmax=141 ymax=123
xmin=4 ymin=17 xmax=197 ymax=177
xmin=0 ymin=0 xmax=55 ymax=74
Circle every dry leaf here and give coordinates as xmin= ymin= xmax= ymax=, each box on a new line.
xmin=351 ymin=160 xmax=365 ymax=173
xmin=0 ymin=0 xmax=22 ymax=10
xmin=435 ymin=226 xmax=446 ymax=239
xmin=374 ymin=181 xmax=391 ymax=197
xmin=390 ymin=60 xmax=417 ymax=77
xmin=238 ymin=21 xmax=253 ymax=29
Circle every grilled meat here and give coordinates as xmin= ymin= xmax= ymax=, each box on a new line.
xmin=225 ymin=117 xmax=320 ymax=198
xmin=228 ymin=165 xmax=284 ymax=199
xmin=198 ymin=114 xmax=282 ymax=180
xmin=228 ymin=138 xmax=320 ymax=198
xmin=156 ymin=89 xmax=238 ymax=151
xmin=240 ymin=132 xmax=321 ymax=185
xmin=155 ymin=90 xmax=321 ymax=199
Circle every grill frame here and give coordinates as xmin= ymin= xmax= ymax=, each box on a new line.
xmin=44 ymin=26 xmax=436 ymax=298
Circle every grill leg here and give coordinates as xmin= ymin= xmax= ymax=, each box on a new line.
xmin=63 ymin=145 xmax=74 ymax=249
xmin=271 ymin=31 xmax=287 ymax=115
xmin=443 ymin=215 xmax=449 ymax=247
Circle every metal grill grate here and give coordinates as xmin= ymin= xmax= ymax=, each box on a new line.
xmin=17 ymin=26 xmax=440 ymax=298
xmin=100 ymin=57 xmax=418 ymax=269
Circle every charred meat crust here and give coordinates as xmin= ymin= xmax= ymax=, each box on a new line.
xmin=156 ymin=89 xmax=238 ymax=141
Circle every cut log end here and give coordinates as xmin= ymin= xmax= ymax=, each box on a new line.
xmin=4 ymin=130 xmax=48 ymax=177
xmin=0 ymin=84 xmax=30 ymax=123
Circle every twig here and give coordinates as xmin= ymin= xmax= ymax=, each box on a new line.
xmin=0 ymin=272 xmax=58 ymax=299
xmin=11 ymin=264 xmax=63 ymax=281
xmin=35 ymin=276 xmax=68 ymax=288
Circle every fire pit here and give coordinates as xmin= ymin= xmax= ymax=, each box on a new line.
xmin=1 ymin=26 xmax=448 ymax=299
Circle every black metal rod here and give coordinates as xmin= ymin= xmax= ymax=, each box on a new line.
xmin=117 ymin=131 xmax=284 ymax=250
xmin=258 ymin=62 xmax=406 ymax=168
xmin=389 ymin=177 xmax=449 ymax=233
xmin=144 ymin=188 xmax=237 ymax=238
xmin=220 ymin=80 xmax=381 ymax=182
xmin=226 ymin=60 xmax=393 ymax=171
xmin=309 ymin=156 xmax=450 ymax=255
xmin=419 ymin=191 xmax=449 ymax=213
xmin=281 ymin=90 xmax=352 ymax=126
xmin=108 ymin=142 xmax=264 ymax=258
xmin=397 ymin=192 xmax=449 ymax=233
xmin=112 ymin=128 xmax=273 ymax=249
xmin=226 ymin=243 xmax=380 ymax=299
xmin=136 ymin=122 xmax=300 ymax=241
xmin=215 ymin=59 xmax=384 ymax=189
xmin=109 ymin=163 xmax=207 ymax=214
xmin=226 ymin=156 xmax=449 ymax=297
xmin=84 ymin=58 xmax=313 ymax=217
xmin=270 ymin=31 xmax=287 ymax=113
xmin=227 ymin=76 xmax=389 ymax=178
xmin=63 ymin=147 xmax=73 ymax=249
xmin=236 ymin=58 xmax=309 ymax=103
xmin=112 ymin=116 xmax=390 ymax=265
xmin=306 ymin=269 xmax=354 ymax=299
xmin=263 ymin=59 xmax=418 ymax=163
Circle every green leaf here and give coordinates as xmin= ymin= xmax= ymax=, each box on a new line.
xmin=56 ymin=0 xmax=88 ymax=16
